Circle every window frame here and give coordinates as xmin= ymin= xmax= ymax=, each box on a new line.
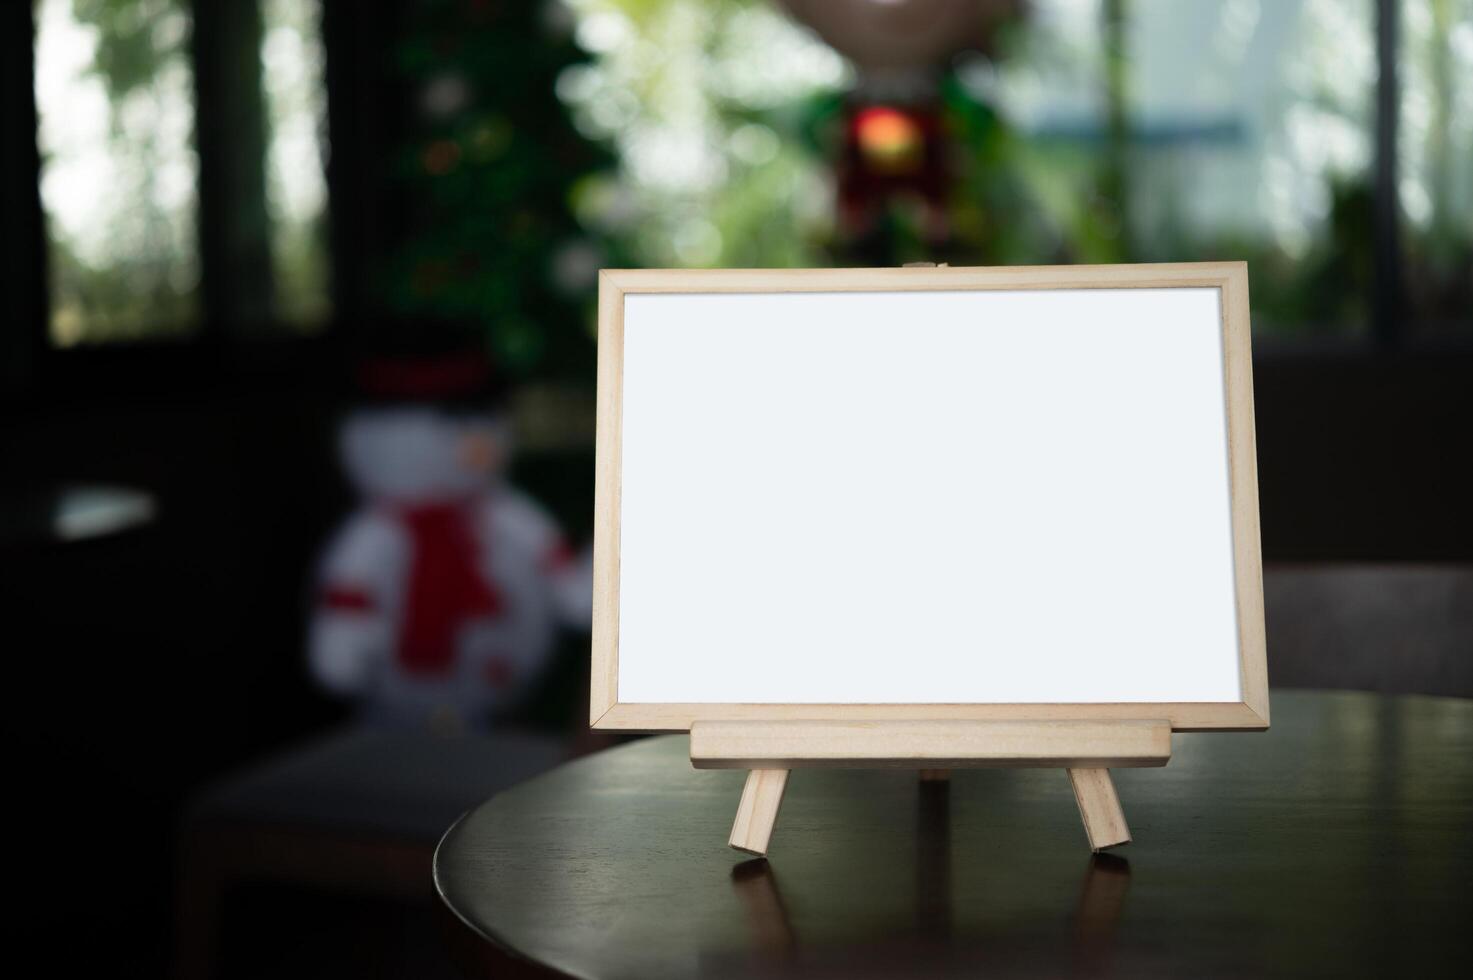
xmin=5 ymin=0 xmax=344 ymax=404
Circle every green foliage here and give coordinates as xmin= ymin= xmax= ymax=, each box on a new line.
xmin=383 ymin=0 xmax=616 ymax=380
xmin=71 ymin=0 xmax=189 ymax=100
xmin=39 ymin=0 xmax=199 ymax=344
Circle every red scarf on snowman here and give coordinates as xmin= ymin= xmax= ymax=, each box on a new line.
xmin=395 ymin=501 xmax=502 ymax=674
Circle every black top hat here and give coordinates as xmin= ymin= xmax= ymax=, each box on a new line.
xmin=350 ymin=316 xmax=509 ymax=410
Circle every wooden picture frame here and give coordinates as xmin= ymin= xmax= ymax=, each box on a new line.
xmin=590 ymin=263 xmax=1268 ymax=737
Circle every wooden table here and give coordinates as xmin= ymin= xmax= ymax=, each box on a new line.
xmin=435 ymin=690 xmax=1473 ymax=978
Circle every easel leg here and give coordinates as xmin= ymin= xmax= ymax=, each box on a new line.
xmin=730 ymin=769 xmax=789 ymax=856
xmin=1067 ymin=768 xmax=1131 ymax=852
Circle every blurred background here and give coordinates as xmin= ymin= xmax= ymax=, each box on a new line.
xmin=0 ymin=0 xmax=1469 ymax=976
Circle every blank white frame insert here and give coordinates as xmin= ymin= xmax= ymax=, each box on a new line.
xmin=590 ymin=264 xmax=1268 ymax=733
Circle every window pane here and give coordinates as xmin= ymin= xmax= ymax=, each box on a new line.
xmin=1401 ymin=0 xmax=1473 ymax=337
xmin=34 ymin=0 xmax=200 ymax=346
xmin=983 ymin=0 xmax=1376 ymax=338
xmin=261 ymin=0 xmax=331 ymax=329
xmin=557 ymin=0 xmax=848 ymax=269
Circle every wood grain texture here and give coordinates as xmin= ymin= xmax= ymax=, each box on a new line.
xmin=600 ymin=262 xmax=1248 ymax=293
xmin=597 ymin=700 xmax=1265 ymax=733
xmin=590 ymin=262 xmax=1268 ymax=734
xmin=690 ymin=719 xmax=1171 ymax=770
xmin=1068 ymin=768 xmax=1131 ymax=852
xmin=589 ymin=271 xmax=625 ymax=725
xmin=728 ymin=769 xmax=789 ymax=856
xmin=1219 ymin=263 xmax=1271 ymax=727
xmin=438 ymin=692 xmax=1473 ymax=980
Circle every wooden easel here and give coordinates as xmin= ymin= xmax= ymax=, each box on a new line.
xmin=593 ymin=260 xmax=1269 ymax=857
xmin=691 ymin=719 xmax=1171 ymax=855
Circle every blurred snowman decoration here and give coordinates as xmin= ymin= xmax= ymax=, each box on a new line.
xmin=310 ymin=334 xmax=591 ymax=730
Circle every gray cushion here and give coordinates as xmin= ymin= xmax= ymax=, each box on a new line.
xmin=1265 ymin=563 xmax=1473 ymax=698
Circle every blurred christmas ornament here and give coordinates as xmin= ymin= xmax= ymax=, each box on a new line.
xmin=420 ymin=70 xmax=473 ymax=119
xmin=854 ymin=106 xmax=925 ymax=174
xmin=839 ymin=103 xmax=947 ymax=242
xmin=779 ymin=0 xmax=1024 ymax=256
xmin=310 ymin=326 xmax=591 ymax=731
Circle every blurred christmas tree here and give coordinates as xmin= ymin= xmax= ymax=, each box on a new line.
xmin=383 ymin=0 xmax=615 ymax=380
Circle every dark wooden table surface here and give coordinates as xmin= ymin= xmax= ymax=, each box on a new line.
xmin=435 ymin=690 xmax=1473 ymax=979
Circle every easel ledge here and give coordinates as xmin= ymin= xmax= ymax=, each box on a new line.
xmin=691 ymin=719 xmax=1170 ymax=769
xmin=691 ymin=719 xmax=1171 ymax=856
